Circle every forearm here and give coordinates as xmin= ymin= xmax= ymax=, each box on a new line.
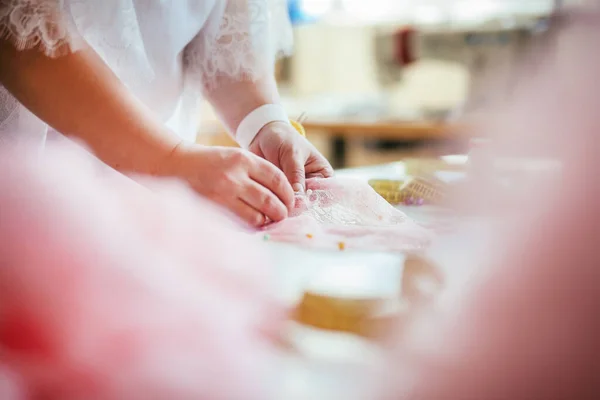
xmin=0 ymin=40 xmax=179 ymax=174
xmin=203 ymin=76 xmax=282 ymax=135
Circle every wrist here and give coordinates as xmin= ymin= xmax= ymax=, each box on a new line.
xmin=150 ymin=137 xmax=191 ymax=177
xmin=235 ymin=104 xmax=291 ymax=149
xmin=113 ymin=124 xmax=184 ymax=177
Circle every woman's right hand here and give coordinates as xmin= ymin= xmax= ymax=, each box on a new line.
xmin=160 ymin=144 xmax=295 ymax=227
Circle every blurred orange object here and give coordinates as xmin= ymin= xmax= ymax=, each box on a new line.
xmin=290 ymin=120 xmax=306 ymax=137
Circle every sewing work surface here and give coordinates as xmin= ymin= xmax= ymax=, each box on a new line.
xmin=263 ymin=164 xmax=462 ymax=398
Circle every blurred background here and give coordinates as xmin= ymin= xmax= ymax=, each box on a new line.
xmin=198 ymin=0 xmax=582 ymax=169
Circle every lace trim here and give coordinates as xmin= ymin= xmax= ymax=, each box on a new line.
xmin=0 ymin=0 xmax=81 ymax=58
xmin=184 ymin=0 xmax=294 ymax=92
xmin=292 ymin=182 xmax=409 ymax=226
xmin=68 ymin=0 xmax=156 ymax=88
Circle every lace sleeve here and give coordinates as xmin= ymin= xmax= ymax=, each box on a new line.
xmin=184 ymin=0 xmax=293 ymax=92
xmin=0 ymin=0 xmax=82 ymax=57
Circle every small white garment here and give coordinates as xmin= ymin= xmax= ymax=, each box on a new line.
xmin=0 ymin=0 xmax=293 ymax=147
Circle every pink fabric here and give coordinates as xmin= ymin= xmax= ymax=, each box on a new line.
xmin=263 ymin=178 xmax=433 ymax=252
xmin=0 ymin=143 xmax=283 ymax=400
xmin=381 ymin=14 xmax=600 ymax=400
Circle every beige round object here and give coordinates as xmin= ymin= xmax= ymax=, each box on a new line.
xmin=293 ymin=292 xmax=408 ymax=340
xmin=293 ymin=254 xmax=444 ymax=340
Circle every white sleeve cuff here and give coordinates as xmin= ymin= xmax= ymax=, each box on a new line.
xmin=235 ymin=104 xmax=290 ymax=149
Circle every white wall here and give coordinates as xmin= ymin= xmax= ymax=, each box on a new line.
xmin=291 ymin=24 xmax=470 ymax=113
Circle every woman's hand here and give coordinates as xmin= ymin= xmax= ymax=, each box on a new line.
xmin=249 ymin=122 xmax=334 ymax=193
xmin=160 ymin=144 xmax=294 ymax=227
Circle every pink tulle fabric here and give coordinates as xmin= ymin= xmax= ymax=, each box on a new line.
xmin=262 ymin=178 xmax=433 ymax=252
xmin=0 ymin=144 xmax=284 ymax=400
xmin=380 ymin=10 xmax=600 ymax=400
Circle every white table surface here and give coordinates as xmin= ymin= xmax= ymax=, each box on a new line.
xmin=270 ymin=244 xmax=402 ymax=399
xmin=269 ymin=161 xmax=467 ymax=399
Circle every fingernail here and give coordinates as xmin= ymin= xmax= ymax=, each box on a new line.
xmin=293 ymin=183 xmax=304 ymax=193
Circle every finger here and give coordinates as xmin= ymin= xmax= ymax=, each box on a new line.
xmin=229 ymin=198 xmax=267 ymax=227
xmin=320 ymin=163 xmax=335 ymax=178
xmin=240 ymin=181 xmax=288 ymax=223
xmin=249 ymin=157 xmax=295 ymax=209
xmin=280 ymin=150 xmax=306 ymax=194
xmin=306 ymin=155 xmax=334 ymax=179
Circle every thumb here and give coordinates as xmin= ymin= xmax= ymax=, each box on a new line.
xmin=280 ymin=151 xmax=306 ymax=193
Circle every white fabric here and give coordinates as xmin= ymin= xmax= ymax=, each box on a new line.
xmin=235 ymin=104 xmax=290 ymax=148
xmin=0 ymin=0 xmax=293 ymax=146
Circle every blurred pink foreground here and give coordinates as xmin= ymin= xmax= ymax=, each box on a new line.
xmin=0 ymin=144 xmax=284 ymax=399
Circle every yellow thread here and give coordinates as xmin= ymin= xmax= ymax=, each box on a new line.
xmin=290 ymin=120 xmax=306 ymax=137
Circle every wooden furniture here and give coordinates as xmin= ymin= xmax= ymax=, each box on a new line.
xmin=198 ymin=119 xmax=470 ymax=168
xmin=302 ymin=120 xmax=459 ymax=140
xmin=302 ymin=120 xmax=468 ymax=168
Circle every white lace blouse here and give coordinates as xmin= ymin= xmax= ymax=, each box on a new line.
xmin=0 ymin=0 xmax=293 ymax=148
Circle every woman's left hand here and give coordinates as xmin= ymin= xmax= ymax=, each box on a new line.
xmin=249 ymin=121 xmax=334 ymax=192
